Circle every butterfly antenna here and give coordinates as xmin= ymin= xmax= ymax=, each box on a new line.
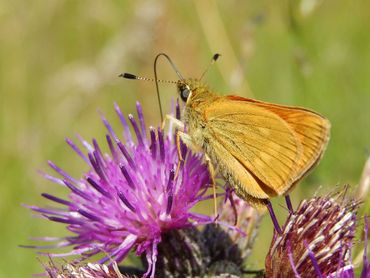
xmin=199 ymin=53 xmax=221 ymax=81
xmin=119 ymin=73 xmax=177 ymax=84
xmin=154 ymin=53 xmax=184 ymax=123
xmin=119 ymin=71 xmax=178 ymax=123
xmin=120 ymin=53 xmax=184 ymax=123
xmin=119 ymin=73 xmax=155 ymax=82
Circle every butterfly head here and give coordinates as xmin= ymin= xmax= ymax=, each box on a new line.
xmin=177 ymin=79 xmax=209 ymax=103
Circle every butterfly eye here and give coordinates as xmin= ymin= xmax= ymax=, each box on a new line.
xmin=179 ymin=85 xmax=191 ymax=102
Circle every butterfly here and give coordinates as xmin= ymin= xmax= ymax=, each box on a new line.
xmin=176 ymin=77 xmax=330 ymax=209
xmin=121 ymin=53 xmax=331 ymax=210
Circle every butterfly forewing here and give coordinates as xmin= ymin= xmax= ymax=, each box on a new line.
xmin=194 ymin=95 xmax=330 ymax=201
xmin=182 ymin=78 xmax=330 ymax=208
xmin=203 ymin=97 xmax=304 ymax=198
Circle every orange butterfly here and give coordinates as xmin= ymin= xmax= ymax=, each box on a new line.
xmin=177 ymin=77 xmax=330 ymax=209
xmin=122 ymin=53 xmax=330 ymax=211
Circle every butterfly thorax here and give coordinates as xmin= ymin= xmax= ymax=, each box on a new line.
xmin=179 ymin=78 xmax=220 ymax=148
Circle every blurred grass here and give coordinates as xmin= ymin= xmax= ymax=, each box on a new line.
xmin=0 ymin=0 xmax=369 ymax=276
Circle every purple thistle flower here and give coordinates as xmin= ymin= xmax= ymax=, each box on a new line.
xmin=265 ymin=192 xmax=358 ymax=278
xmin=25 ymin=101 xmax=214 ymax=278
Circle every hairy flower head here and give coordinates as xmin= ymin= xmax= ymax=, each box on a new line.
xmin=265 ymin=191 xmax=358 ymax=277
xmin=44 ymin=260 xmax=125 ymax=278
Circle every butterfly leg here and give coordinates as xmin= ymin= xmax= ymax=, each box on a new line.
xmin=174 ymin=130 xmax=219 ymax=218
xmin=174 ymin=131 xmax=202 ymax=178
xmin=158 ymin=114 xmax=186 ymax=183
xmin=225 ymin=188 xmax=238 ymax=226
xmin=162 ymin=114 xmax=218 ymax=217
xmin=161 ymin=114 xmax=186 ymax=178
xmin=204 ymin=153 xmax=218 ymax=219
xmin=285 ymin=195 xmax=294 ymax=213
xmin=175 ymin=131 xmax=185 ymax=179
xmin=162 ymin=114 xmax=185 ymax=131
xmin=265 ymin=200 xmax=282 ymax=234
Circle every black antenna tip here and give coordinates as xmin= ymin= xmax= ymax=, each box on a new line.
xmin=213 ymin=53 xmax=221 ymax=61
xmin=119 ymin=73 xmax=138 ymax=79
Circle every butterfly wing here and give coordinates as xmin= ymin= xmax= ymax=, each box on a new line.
xmin=202 ymin=96 xmax=330 ymax=200
xmin=240 ymin=97 xmax=331 ymax=188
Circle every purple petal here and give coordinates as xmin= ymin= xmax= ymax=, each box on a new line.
xmin=86 ymin=177 xmax=111 ymax=198
xmin=98 ymin=234 xmax=137 ymax=264
xmin=149 ymin=127 xmax=157 ymax=159
xmin=117 ymin=141 xmax=136 ymax=169
xmin=45 ymin=215 xmax=82 ymax=225
xmin=63 ymin=179 xmax=92 ymax=201
xmin=48 ymin=161 xmax=79 ymax=184
xmin=166 ymin=168 xmax=175 ymax=192
xmin=119 ymin=164 xmax=136 ymax=189
xmin=100 ymin=111 xmax=119 ymax=142
xmin=88 ymin=152 xmax=107 ymax=183
xmin=92 ymin=139 xmax=105 ymax=165
xmin=136 ymin=101 xmax=147 ymax=141
xmin=106 ymin=134 xmax=119 ymax=162
xmin=41 ymin=193 xmax=73 ymax=206
xmin=157 ymin=127 xmax=165 ymax=162
xmin=118 ymin=191 xmax=136 ymax=212
xmin=166 ymin=194 xmax=173 ymax=215
xmin=304 ymin=240 xmax=323 ymax=278
xmin=114 ymin=102 xmax=133 ymax=144
xmin=65 ymin=138 xmax=89 ymax=164
xmin=78 ymin=209 xmax=101 ymax=222
xmin=77 ymin=134 xmax=94 ymax=153
xmin=129 ymin=114 xmax=143 ymax=146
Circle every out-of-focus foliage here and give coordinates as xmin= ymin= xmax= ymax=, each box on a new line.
xmin=0 ymin=1 xmax=369 ymax=276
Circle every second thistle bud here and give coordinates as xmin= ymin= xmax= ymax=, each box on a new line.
xmin=265 ymin=193 xmax=358 ymax=277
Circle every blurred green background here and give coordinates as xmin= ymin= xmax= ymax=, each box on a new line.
xmin=1 ymin=1 xmax=369 ymax=276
